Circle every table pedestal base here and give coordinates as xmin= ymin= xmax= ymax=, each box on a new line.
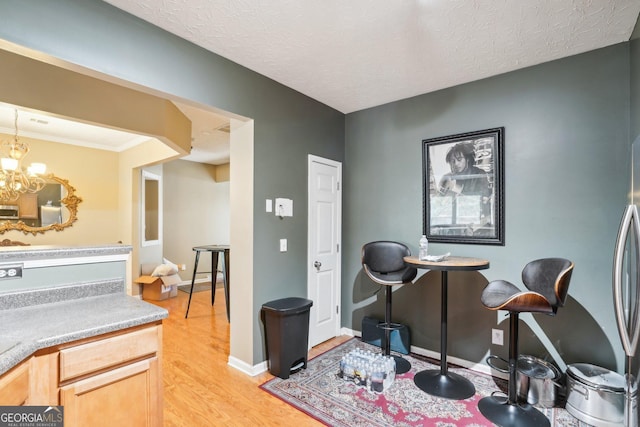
xmin=478 ymin=396 xmax=550 ymax=427
xmin=413 ymin=370 xmax=475 ymax=400
xmin=391 ymin=355 xmax=411 ymax=375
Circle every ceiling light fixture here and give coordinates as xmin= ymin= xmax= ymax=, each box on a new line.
xmin=0 ymin=109 xmax=47 ymax=201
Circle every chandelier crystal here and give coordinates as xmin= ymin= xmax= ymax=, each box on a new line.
xmin=0 ymin=109 xmax=46 ymax=201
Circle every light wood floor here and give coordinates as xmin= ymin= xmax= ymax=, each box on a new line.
xmin=150 ymin=286 xmax=350 ymax=426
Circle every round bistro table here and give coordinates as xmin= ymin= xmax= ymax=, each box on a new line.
xmin=403 ymin=255 xmax=490 ymax=400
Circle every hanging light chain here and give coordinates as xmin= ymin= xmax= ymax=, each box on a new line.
xmin=0 ymin=109 xmax=47 ymax=202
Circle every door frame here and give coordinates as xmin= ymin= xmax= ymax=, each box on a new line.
xmin=307 ymin=154 xmax=343 ymax=346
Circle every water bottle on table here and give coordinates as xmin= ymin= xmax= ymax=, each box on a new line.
xmin=419 ymin=235 xmax=429 ymax=260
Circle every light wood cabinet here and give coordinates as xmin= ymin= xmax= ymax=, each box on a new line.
xmin=58 ymin=325 xmax=160 ymax=381
xmin=61 ymin=358 xmax=160 ymax=426
xmin=16 ymin=193 xmax=38 ymax=219
xmin=2 ymin=323 xmax=162 ymax=426
xmin=59 ymin=325 xmax=162 ymax=427
xmin=0 ymin=358 xmax=30 ymax=405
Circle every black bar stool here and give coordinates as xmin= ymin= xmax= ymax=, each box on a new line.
xmin=361 ymin=241 xmax=417 ymax=374
xmin=185 ymin=245 xmax=230 ymax=320
xmin=478 ymin=258 xmax=574 ymax=427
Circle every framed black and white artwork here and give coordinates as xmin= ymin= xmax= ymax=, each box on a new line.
xmin=422 ymin=127 xmax=504 ymax=245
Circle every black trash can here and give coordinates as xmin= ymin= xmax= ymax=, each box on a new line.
xmin=261 ymin=297 xmax=313 ymax=379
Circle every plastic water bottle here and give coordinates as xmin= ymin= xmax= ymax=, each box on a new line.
xmin=370 ymin=363 xmax=384 ymax=393
xmin=343 ymin=356 xmax=354 ymax=381
xmin=338 ymin=358 xmax=346 ymax=378
xmin=419 ymin=235 xmax=429 ymax=260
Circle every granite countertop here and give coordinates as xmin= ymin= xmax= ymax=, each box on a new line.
xmin=0 ymin=289 xmax=168 ymax=376
xmin=0 ymin=243 xmax=133 ymax=263
xmin=0 ymin=243 xmax=168 ymax=376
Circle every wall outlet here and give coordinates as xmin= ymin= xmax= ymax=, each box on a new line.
xmin=491 ymin=329 xmax=504 ymax=346
xmin=280 ymin=239 xmax=287 ymax=252
xmin=179 ymin=264 xmax=186 ymax=271
xmin=0 ymin=264 xmax=22 ymax=280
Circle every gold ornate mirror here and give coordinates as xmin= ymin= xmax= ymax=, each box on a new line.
xmin=0 ymin=174 xmax=82 ymax=235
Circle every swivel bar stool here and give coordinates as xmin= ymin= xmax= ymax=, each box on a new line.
xmin=478 ymin=258 xmax=573 ymax=427
xmin=361 ymin=241 xmax=417 ymax=374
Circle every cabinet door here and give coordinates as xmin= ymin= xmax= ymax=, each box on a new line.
xmin=17 ymin=193 xmax=38 ymax=219
xmin=29 ymin=350 xmax=58 ymax=405
xmin=60 ymin=358 xmax=161 ymax=427
xmin=0 ymin=360 xmax=29 ymax=405
xmin=59 ymin=325 xmax=159 ymax=382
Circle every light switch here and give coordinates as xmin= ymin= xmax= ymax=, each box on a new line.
xmin=280 ymin=239 xmax=287 ymax=252
xmin=266 ymin=199 xmax=273 ymax=212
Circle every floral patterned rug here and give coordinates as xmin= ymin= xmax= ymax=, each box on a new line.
xmin=260 ymin=338 xmax=588 ymax=426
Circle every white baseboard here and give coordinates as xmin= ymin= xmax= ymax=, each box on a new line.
xmin=176 ymin=277 xmax=213 ymax=286
xmin=228 ymin=355 xmax=268 ymax=376
xmin=231 ymin=328 xmax=507 ymax=380
xmin=341 ymin=327 xmax=357 ymax=337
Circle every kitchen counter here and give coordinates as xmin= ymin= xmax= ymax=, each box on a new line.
xmin=0 ymin=289 xmax=167 ymax=375
xmin=0 ymin=243 xmax=133 ymax=264
xmin=0 ymin=243 xmax=168 ymax=376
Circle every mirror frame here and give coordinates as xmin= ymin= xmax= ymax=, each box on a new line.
xmin=0 ymin=174 xmax=83 ymax=235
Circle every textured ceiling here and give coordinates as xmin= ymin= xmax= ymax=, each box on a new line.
xmin=4 ymin=1 xmax=639 ymax=165
xmin=103 ymin=0 xmax=640 ymax=113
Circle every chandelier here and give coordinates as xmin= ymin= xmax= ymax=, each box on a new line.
xmin=0 ymin=109 xmax=46 ymax=201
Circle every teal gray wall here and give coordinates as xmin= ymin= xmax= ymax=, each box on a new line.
xmin=1 ymin=0 xmax=637 ymax=372
xmin=344 ymin=44 xmax=631 ymax=372
xmin=0 ymin=0 xmax=345 ymax=364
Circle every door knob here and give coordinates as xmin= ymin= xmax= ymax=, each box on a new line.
xmin=314 ymin=261 xmax=322 ymax=270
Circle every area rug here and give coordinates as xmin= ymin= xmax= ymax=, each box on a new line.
xmin=260 ymin=338 xmax=587 ymax=426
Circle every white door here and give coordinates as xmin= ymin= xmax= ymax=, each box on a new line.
xmin=307 ymin=155 xmax=342 ymax=347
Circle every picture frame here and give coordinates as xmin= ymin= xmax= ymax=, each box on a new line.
xmin=422 ymin=127 xmax=504 ymax=245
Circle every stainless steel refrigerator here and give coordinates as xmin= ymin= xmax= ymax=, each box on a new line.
xmin=613 ymin=137 xmax=640 ymax=427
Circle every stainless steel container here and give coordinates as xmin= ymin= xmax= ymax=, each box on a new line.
xmin=516 ymin=355 xmax=562 ymax=408
xmin=565 ymin=363 xmax=626 ymax=427
xmin=486 ymin=354 xmax=562 ymax=407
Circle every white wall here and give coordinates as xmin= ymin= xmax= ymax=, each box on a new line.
xmin=162 ymin=159 xmax=230 ymax=281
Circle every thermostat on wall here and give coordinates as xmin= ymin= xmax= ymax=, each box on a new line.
xmin=275 ymin=198 xmax=293 ymax=218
